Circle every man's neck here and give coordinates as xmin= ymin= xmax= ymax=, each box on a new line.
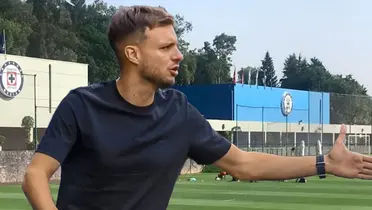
xmin=116 ymin=75 xmax=156 ymax=107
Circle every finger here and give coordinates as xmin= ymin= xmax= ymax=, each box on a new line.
xmin=364 ymin=161 xmax=372 ymax=169
xmin=335 ymin=124 xmax=346 ymax=144
xmin=363 ymin=155 xmax=372 ymax=163
xmin=357 ymin=173 xmax=372 ymax=180
xmin=361 ymin=168 xmax=372 ymax=176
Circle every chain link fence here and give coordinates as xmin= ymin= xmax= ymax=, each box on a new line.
xmin=233 ymin=105 xmax=312 ymax=156
xmin=232 ymin=92 xmax=372 ymax=156
xmin=330 ymin=93 xmax=372 ymax=155
xmin=330 ymin=93 xmax=372 ymax=125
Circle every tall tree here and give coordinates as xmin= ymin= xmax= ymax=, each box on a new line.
xmin=71 ymin=0 xmax=119 ymax=83
xmin=280 ymin=53 xmax=311 ymax=90
xmin=26 ymin=0 xmax=79 ymax=61
xmin=193 ymin=42 xmax=217 ymax=84
xmin=260 ymin=51 xmax=278 ymax=87
xmin=306 ymin=57 xmax=332 ymax=91
xmin=0 ymin=0 xmax=36 ymax=55
xmin=279 ymin=53 xmax=370 ymax=125
xmin=213 ymin=33 xmax=236 ymax=84
xmin=329 ymin=74 xmax=370 ymax=125
xmin=174 ymin=15 xmax=196 ymax=85
xmin=194 ymin=33 xmax=237 ymax=84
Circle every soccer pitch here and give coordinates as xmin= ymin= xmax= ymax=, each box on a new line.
xmin=0 ymin=174 xmax=371 ymax=210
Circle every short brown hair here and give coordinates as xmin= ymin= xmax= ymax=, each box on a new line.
xmin=108 ymin=5 xmax=174 ymax=54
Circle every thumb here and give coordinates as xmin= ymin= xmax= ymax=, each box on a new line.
xmin=335 ymin=124 xmax=347 ymax=145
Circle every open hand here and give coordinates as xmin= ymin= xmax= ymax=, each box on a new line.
xmin=326 ymin=124 xmax=372 ymax=179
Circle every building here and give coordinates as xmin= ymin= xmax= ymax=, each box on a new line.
xmin=173 ymin=84 xmax=329 ymax=124
xmin=0 ymin=54 xmax=88 ymax=150
xmin=173 ymin=84 xmax=371 ymax=155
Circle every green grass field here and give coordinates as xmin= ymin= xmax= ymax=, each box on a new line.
xmin=1 ymin=174 xmax=371 ymax=209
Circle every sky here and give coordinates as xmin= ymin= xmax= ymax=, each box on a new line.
xmin=86 ymin=0 xmax=372 ymax=94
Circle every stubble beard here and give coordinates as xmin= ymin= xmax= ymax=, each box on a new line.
xmin=140 ymin=62 xmax=175 ymax=89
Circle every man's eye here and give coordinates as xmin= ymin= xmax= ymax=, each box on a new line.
xmin=161 ymin=46 xmax=170 ymax=50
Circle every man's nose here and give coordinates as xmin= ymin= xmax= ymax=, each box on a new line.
xmin=173 ymin=48 xmax=184 ymax=62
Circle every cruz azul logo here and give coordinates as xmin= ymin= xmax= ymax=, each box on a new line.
xmin=0 ymin=61 xmax=24 ymax=98
xmin=280 ymin=92 xmax=293 ymax=116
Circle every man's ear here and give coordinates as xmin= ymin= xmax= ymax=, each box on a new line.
xmin=124 ymin=45 xmax=140 ymax=65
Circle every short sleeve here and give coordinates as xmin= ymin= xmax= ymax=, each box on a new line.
xmin=187 ymin=103 xmax=231 ymax=165
xmin=36 ymin=91 xmax=80 ymax=164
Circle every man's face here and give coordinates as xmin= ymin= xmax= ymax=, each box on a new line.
xmin=136 ymin=24 xmax=184 ymax=88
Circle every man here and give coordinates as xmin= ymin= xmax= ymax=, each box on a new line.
xmin=22 ymin=5 xmax=372 ymax=210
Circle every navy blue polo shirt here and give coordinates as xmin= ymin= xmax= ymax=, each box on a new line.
xmin=36 ymin=80 xmax=231 ymax=210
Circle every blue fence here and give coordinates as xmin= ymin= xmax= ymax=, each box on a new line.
xmin=172 ymin=84 xmax=330 ymax=124
xmin=234 ymin=85 xmax=330 ymax=124
xmin=172 ymin=84 xmax=234 ymax=120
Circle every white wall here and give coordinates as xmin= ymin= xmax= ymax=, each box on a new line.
xmin=208 ymin=119 xmax=372 ymax=134
xmin=0 ymin=54 xmax=88 ymax=128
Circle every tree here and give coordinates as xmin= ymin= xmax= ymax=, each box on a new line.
xmin=213 ymin=33 xmax=237 ymax=84
xmin=260 ymin=51 xmax=278 ymax=87
xmin=0 ymin=0 xmax=36 ymax=55
xmin=21 ymin=116 xmax=35 ymax=150
xmin=193 ymin=42 xmax=218 ymax=84
xmin=329 ymin=74 xmax=371 ymax=125
xmin=68 ymin=0 xmax=119 ymax=83
xmin=1 ymin=1 xmax=240 ymax=86
xmin=26 ymin=0 xmax=79 ymax=61
xmin=306 ymin=57 xmax=332 ymax=91
xmin=279 ymin=53 xmax=370 ymax=125
xmin=174 ymin=15 xmax=196 ymax=85
xmin=280 ymin=53 xmax=311 ymax=90
xmin=194 ymin=33 xmax=237 ymax=84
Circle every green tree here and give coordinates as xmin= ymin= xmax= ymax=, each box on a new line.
xmin=280 ymin=53 xmax=310 ymax=90
xmin=71 ymin=0 xmax=119 ymax=83
xmin=213 ymin=33 xmax=237 ymax=84
xmin=306 ymin=57 xmax=332 ymax=91
xmin=25 ymin=0 xmax=79 ymax=61
xmin=174 ymin=15 xmax=196 ymax=85
xmin=328 ymin=74 xmax=370 ymax=125
xmin=279 ymin=53 xmax=370 ymax=125
xmin=0 ymin=0 xmax=35 ymax=55
xmin=193 ymin=42 xmax=218 ymax=84
xmin=1 ymin=1 xmax=240 ymax=86
xmin=21 ymin=116 xmax=35 ymax=150
xmin=194 ymin=33 xmax=237 ymax=84
xmin=260 ymin=51 xmax=278 ymax=87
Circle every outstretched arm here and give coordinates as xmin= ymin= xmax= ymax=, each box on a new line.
xmin=213 ymin=125 xmax=372 ymax=181
xmin=213 ymin=145 xmax=324 ymax=181
xmin=185 ymin=99 xmax=372 ymax=181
